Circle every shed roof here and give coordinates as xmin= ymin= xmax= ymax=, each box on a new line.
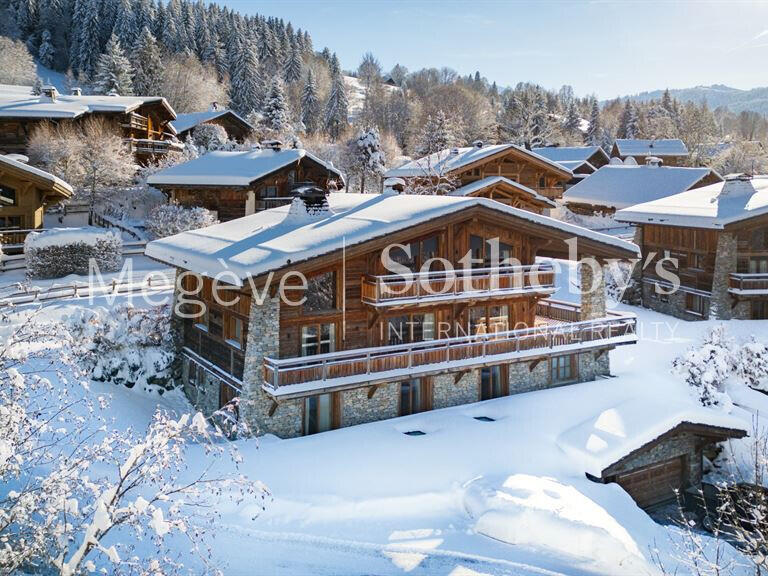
xmin=0 ymin=154 xmax=73 ymax=197
xmin=170 ymin=109 xmax=254 ymax=135
xmin=613 ymin=139 xmax=689 ymax=158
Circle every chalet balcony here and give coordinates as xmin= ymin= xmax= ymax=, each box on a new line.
xmin=262 ymin=300 xmax=637 ymax=399
xmin=360 ymin=264 xmax=556 ymax=309
xmin=729 ymin=273 xmax=768 ymax=296
xmin=126 ymin=138 xmax=182 ymax=155
xmin=121 ymin=113 xmax=148 ymax=131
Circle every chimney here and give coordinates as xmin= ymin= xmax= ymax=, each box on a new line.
xmin=471 ymin=140 xmax=484 ymax=148
xmin=645 ymin=156 xmax=663 ymax=167
xmin=261 ymin=140 xmax=283 ymax=151
xmin=449 ymin=147 xmax=460 ymax=156
xmin=71 ymin=87 xmax=82 ymax=96
xmin=41 ymin=86 xmax=58 ymax=102
xmin=287 ymin=183 xmax=332 ymax=220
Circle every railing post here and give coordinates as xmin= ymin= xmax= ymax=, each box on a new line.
xmin=322 ymin=359 xmax=327 ymax=381
xmin=273 ymin=363 xmax=279 ymax=389
xmin=366 ymin=352 xmax=371 ymax=374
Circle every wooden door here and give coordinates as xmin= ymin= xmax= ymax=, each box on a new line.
xmin=614 ymin=456 xmax=685 ymax=509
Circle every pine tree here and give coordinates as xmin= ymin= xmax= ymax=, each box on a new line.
xmin=324 ymin=62 xmax=348 ymax=141
xmin=229 ymin=39 xmax=262 ymax=117
xmin=300 ymin=69 xmax=319 ymax=134
xmin=661 ymin=89 xmax=674 ymax=115
xmin=77 ymin=0 xmax=102 ymax=79
xmin=585 ymin=99 xmax=603 ymax=147
xmin=94 ymin=34 xmax=134 ymax=95
xmin=113 ymin=0 xmax=138 ymax=52
xmin=417 ymin=110 xmax=455 ymax=155
xmin=132 ymin=27 xmax=162 ymax=96
xmin=262 ymin=77 xmax=290 ymax=134
xmin=283 ymin=45 xmax=302 ymax=84
xmin=563 ymin=100 xmax=581 ymax=135
xmin=349 ymin=126 xmax=386 ymax=193
xmin=618 ymin=99 xmax=639 ymax=139
xmin=38 ymin=29 xmax=55 ymax=68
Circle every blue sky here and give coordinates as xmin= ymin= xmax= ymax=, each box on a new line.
xmin=219 ymin=1 xmax=768 ymax=99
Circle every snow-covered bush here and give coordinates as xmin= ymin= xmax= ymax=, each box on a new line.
xmin=25 ymin=227 xmax=122 ymax=279
xmin=192 ymin=123 xmax=235 ymax=152
xmin=736 ymin=337 xmax=768 ymax=391
xmin=67 ymin=303 xmax=176 ymax=392
xmin=673 ymin=325 xmax=735 ymax=407
xmin=146 ymin=203 xmax=218 ymax=238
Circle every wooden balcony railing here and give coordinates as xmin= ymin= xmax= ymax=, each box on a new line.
xmin=537 ymin=186 xmax=565 ymax=199
xmin=361 ymin=264 xmax=555 ymax=307
xmin=121 ymin=113 xmax=148 ymax=131
xmin=730 ymin=273 xmax=768 ymax=294
xmin=255 ymin=197 xmax=294 ymax=211
xmin=262 ymin=304 xmax=637 ymax=397
xmin=126 ymin=138 xmax=181 ymax=155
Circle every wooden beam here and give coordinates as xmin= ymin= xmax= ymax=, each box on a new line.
xmin=453 ymin=369 xmax=471 ymax=385
xmin=367 ymin=384 xmax=379 ymax=399
xmin=268 ymin=400 xmax=279 ymax=417
xmin=367 ymin=310 xmax=380 ymax=330
xmin=529 ymin=358 xmax=542 ymax=372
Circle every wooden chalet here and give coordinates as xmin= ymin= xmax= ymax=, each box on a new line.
xmin=0 ymin=154 xmax=72 ymax=246
xmin=384 ymin=142 xmax=573 ymax=201
xmin=617 ymin=174 xmax=768 ymax=321
xmin=147 ymin=142 xmax=345 ymax=221
xmin=170 ymin=104 xmax=254 ymax=142
xmin=147 ymin=192 xmax=639 ymax=438
xmin=611 ymin=139 xmax=689 ymax=167
xmin=532 ymin=145 xmax=610 ymax=188
xmin=0 ymin=85 xmax=179 ymax=162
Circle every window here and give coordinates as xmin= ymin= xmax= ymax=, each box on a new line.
xmin=387 ymin=235 xmax=439 ymax=273
xmin=480 ymin=365 xmax=506 ymax=400
xmin=300 ymin=323 xmax=335 ymax=356
xmin=383 ymin=313 xmax=435 ymax=345
xmin=750 ymin=228 xmax=768 ymax=250
xmin=207 ymin=308 xmax=223 ymax=337
xmin=469 ymin=305 xmax=508 ymax=335
xmin=304 ymin=393 xmax=335 ymax=435
xmin=690 ymin=253 xmax=706 ymax=270
xmin=304 ymin=271 xmax=337 ymax=312
xmin=0 ymin=215 xmax=23 ymax=229
xmin=400 ymin=378 xmax=430 ymax=416
xmin=551 ymin=355 xmax=576 ymax=383
xmin=263 ymin=185 xmax=278 ymax=197
xmin=685 ymin=293 xmax=705 ymax=316
xmin=469 ymin=235 xmax=513 ymax=268
xmin=538 ymin=176 xmax=546 ymax=188
xmin=753 ymin=301 xmax=768 ymax=320
xmin=0 ymin=185 xmax=16 ymax=206
xmin=749 ymin=257 xmax=768 ymax=274
xmin=226 ymin=315 xmax=245 ymax=348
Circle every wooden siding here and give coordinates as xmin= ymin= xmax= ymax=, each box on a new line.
xmin=641 ymin=224 xmax=718 ymax=292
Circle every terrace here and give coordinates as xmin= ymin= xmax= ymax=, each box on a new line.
xmin=729 ymin=273 xmax=768 ymax=296
xmin=263 ymin=299 xmax=637 ymax=399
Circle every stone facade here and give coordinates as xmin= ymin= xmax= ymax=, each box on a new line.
xmin=341 ymin=383 xmax=399 ymax=427
xmin=580 ymin=259 xmax=606 ymax=321
xmin=432 ymin=370 xmax=480 ymax=409
xmin=641 ymin=281 xmax=703 ymax=321
xmin=602 ymin=431 xmax=703 ymax=486
xmin=508 ymin=359 xmax=551 ymax=393
xmin=710 ymin=232 xmax=738 ymax=320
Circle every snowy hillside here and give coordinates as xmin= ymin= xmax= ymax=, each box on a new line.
xmin=627 ymin=84 xmax=768 ymax=115
xmin=344 ymin=75 xmax=400 ymax=122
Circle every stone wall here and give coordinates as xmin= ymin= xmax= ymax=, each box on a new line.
xmin=602 ymin=431 xmax=703 ymax=486
xmin=641 ymin=282 xmax=708 ymax=322
xmin=508 ymin=360 xmax=551 ymax=393
xmin=710 ymin=232 xmax=738 ymax=320
xmin=580 ymin=259 xmax=606 ymax=321
xmin=432 ymin=370 xmax=479 ymax=409
xmin=341 ymin=383 xmax=399 ymax=427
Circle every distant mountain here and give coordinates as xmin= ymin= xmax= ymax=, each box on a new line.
xmin=622 ymin=85 xmax=768 ymax=115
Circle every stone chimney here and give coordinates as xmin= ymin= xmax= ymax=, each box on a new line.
xmin=40 ymin=86 xmax=59 ymax=102
xmin=71 ymin=87 xmax=82 ymax=96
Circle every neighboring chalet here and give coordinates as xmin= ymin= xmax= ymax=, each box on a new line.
xmin=146 ymin=191 xmax=640 ymax=439
xmin=0 ymin=153 xmax=72 ymax=239
xmin=564 ymin=158 xmax=722 ymax=215
xmin=532 ymin=145 xmax=611 ymax=188
xmin=0 ymin=85 xmax=179 ymax=162
xmin=147 ymin=142 xmax=345 ymax=221
xmin=616 ymin=174 xmax=768 ymax=320
xmin=384 ymin=142 xmax=573 ymax=201
xmin=611 ymin=139 xmax=689 ymax=166
xmin=170 ymin=104 xmax=254 ymax=142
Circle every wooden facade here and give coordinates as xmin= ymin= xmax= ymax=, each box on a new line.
xmin=0 ymin=157 xmax=71 ymax=233
xmin=450 ymin=178 xmax=555 ymax=214
xmin=160 ymin=156 xmax=344 ymax=222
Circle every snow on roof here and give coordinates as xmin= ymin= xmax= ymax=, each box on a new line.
xmin=145 ymin=193 xmax=639 ymax=284
xmin=557 ymin=397 xmax=745 ymax=477
xmin=616 ymin=175 xmax=768 ymax=229
xmin=384 ymin=144 xmax=571 ymax=179
xmin=449 ymin=176 xmax=556 ymax=207
xmin=532 ymin=146 xmax=608 ymax=164
xmin=556 ymin=160 xmax=597 ymax=174
xmin=0 ymin=154 xmax=73 ymax=195
xmin=170 ymin=109 xmax=253 ymax=135
xmin=563 ymin=164 xmax=718 ymax=211
xmin=146 ymin=147 xmax=344 ymax=187
xmin=614 ymin=139 xmax=689 ymax=157
xmin=24 ymin=226 xmax=120 ymax=249
xmin=0 ymin=85 xmax=176 ymax=120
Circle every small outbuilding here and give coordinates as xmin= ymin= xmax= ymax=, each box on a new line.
xmin=170 ymin=105 xmax=254 ymax=142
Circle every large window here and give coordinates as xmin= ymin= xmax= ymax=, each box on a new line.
xmin=469 ymin=235 xmax=513 ymax=268
xmin=480 ymin=365 xmax=506 ymax=400
xmin=685 ymin=293 xmax=706 ymax=316
xmin=753 ymin=301 xmax=768 ymax=320
xmin=0 ymin=185 xmax=16 ymax=206
xmin=469 ymin=304 xmax=509 ymax=335
xmin=749 ymin=257 xmax=768 ymax=274
xmin=551 ymin=355 xmax=576 ymax=384
xmin=399 ymin=378 xmax=430 ymax=416
xmin=0 ymin=215 xmax=23 ymax=229
xmin=388 ymin=235 xmax=440 ymax=273
xmin=300 ymin=323 xmax=336 ymax=356
xmin=304 ymin=271 xmax=337 ymax=312
xmin=383 ymin=313 xmax=435 ymax=345
xmin=304 ymin=393 xmax=335 ymax=435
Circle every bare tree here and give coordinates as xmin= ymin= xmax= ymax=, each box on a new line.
xmin=0 ymin=37 xmax=36 ymax=85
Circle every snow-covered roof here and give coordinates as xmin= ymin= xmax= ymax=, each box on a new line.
xmin=0 ymin=85 xmax=176 ymax=120
xmin=557 ymin=397 xmax=745 ymax=477
xmin=449 ymin=176 xmax=556 ymax=207
xmin=532 ymin=146 xmax=609 ymax=164
xmin=170 ymin=109 xmax=253 ymax=135
xmin=563 ymin=164 xmax=719 ymax=211
xmin=616 ymin=175 xmax=768 ymax=229
xmin=145 ymin=193 xmax=639 ymax=283
xmin=146 ymin=148 xmax=344 ymax=188
xmin=384 ymin=144 xmax=572 ymax=179
xmin=557 ymin=160 xmax=597 ymax=174
xmin=613 ymin=139 xmax=689 ymax=158
xmin=0 ymin=154 xmax=73 ymax=196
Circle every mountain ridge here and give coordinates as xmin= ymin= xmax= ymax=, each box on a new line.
xmin=616 ymin=84 xmax=768 ymax=115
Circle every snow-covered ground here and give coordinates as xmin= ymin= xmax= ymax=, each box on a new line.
xmin=2 ymin=272 xmax=767 ymax=575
